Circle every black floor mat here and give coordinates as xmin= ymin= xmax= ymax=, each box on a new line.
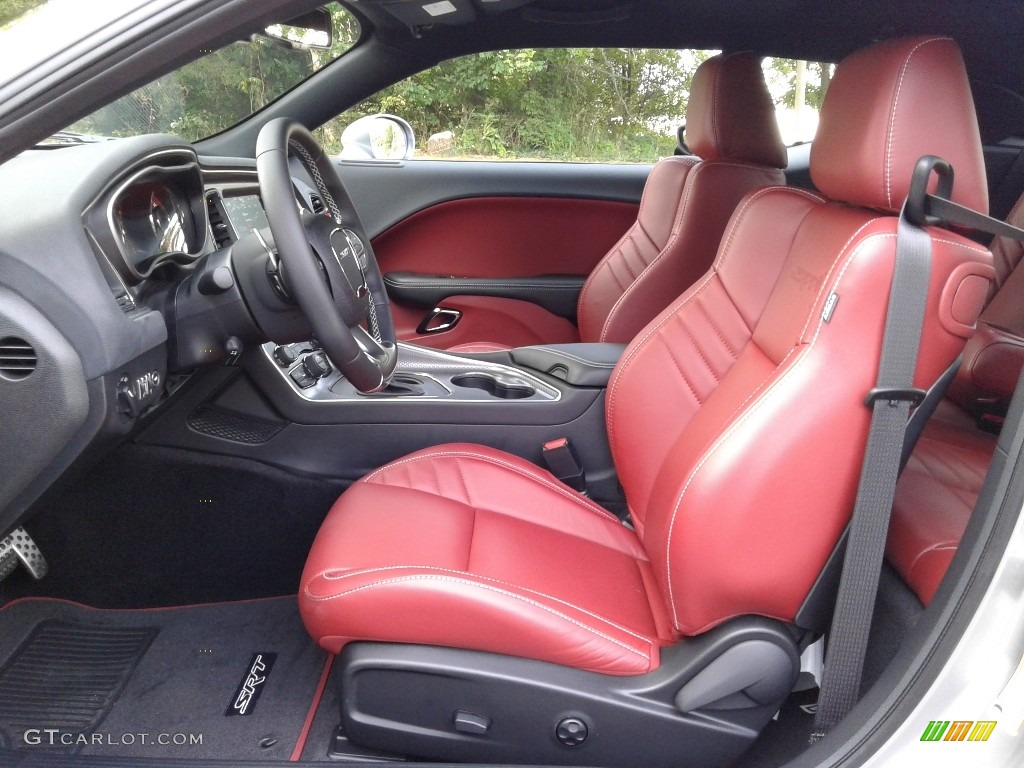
xmin=0 ymin=597 xmax=327 ymax=761
xmin=0 ymin=622 xmax=157 ymax=745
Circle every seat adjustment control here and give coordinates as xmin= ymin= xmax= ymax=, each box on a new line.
xmin=453 ymin=710 xmax=491 ymax=734
xmin=555 ymin=717 xmax=588 ymax=747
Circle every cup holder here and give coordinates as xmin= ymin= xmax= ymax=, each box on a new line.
xmin=451 ymin=373 xmax=535 ymax=399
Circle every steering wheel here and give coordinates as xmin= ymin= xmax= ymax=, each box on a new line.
xmin=255 ymin=119 xmax=397 ymax=393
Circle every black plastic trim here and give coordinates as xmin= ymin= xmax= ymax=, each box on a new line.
xmin=338 ymin=617 xmax=799 ymax=767
xmin=512 ymin=343 xmax=626 ymax=388
xmin=384 ymin=272 xmax=585 ymax=320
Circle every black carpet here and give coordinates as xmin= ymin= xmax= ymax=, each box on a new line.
xmin=0 ymin=597 xmax=327 ymax=761
xmin=6 ymin=444 xmax=347 ymax=608
xmin=738 ymin=688 xmax=818 ymax=768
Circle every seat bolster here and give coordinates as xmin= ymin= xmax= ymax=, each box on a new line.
xmin=303 ymin=565 xmax=661 ymax=675
xmin=595 ymin=163 xmax=786 ymax=344
xmin=577 ymin=156 xmax=698 ymax=342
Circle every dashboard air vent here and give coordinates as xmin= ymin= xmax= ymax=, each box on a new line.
xmin=0 ymin=337 xmax=37 ymax=381
xmin=309 ymin=193 xmax=325 ymax=215
xmin=206 ymin=192 xmax=234 ymax=249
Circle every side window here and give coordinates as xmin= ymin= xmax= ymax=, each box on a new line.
xmin=323 ymin=49 xmax=712 ymax=163
xmin=762 ymin=59 xmax=834 ymax=146
xmin=322 ymin=50 xmax=832 ymax=162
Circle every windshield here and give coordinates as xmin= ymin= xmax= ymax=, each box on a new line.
xmin=2 ymin=1 xmax=360 ymax=143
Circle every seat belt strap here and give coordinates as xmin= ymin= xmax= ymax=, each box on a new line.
xmin=810 ymin=164 xmax=935 ymax=742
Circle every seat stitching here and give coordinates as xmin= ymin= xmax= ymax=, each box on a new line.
xmin=318 ymin=565 xmax=654 ymax=644
xmin=364 ymin=449 xmax=620 ymax=522
xmin=885 ymin=38 xmax=948 ymax=208
xmin=607 ymin=187 xmax=814 ymax=456
xmin=430 ymin=460 xmax=443 ymax=497
xmin=907 ymin=543 xmax=959 ymax=577
xmin=306 ymin=574 xmax=652 ymax=662
xmin=454 ymin=460 xmax=474 ymax=506
xmin=659 ymin=334 xmax=704 ymax=405
xmin=598 ymin=162 xmax=782 ymax=342
xmin=607 ymin=271 xmax=717 ymax=455
xmin=665 ymin=230 xmax=888 ymax=628
xmin=676 ymin=310 xmax=721 ymax=381
xmin=578 ymin=157 xmax=698 ymax=334
xmin=694 ymin=291 xmax=738 ymax=358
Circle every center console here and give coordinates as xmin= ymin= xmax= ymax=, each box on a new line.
xmin=139 ymin=340 xmax=627 ymax=502
xmin=260 ymin=341 xmax=562 ymax=403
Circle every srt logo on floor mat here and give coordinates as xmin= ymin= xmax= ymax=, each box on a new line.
xmin=226 ymin=652 xmax=277 ymax=716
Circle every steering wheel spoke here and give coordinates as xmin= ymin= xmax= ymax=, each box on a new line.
xmin=256 ymin=119 xmax=397 ymax=393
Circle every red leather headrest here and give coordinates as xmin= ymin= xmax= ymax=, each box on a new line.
xmin=685 ymin=52 xmax=787 ymax=169
xmin=812 ymin=37 xmax=988 ymax=214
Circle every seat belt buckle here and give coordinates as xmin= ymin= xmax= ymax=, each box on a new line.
xmin=864 ymin=387 xmax=927 ymax=407
xmin=542 ymin=438 xmax=586 ymax=494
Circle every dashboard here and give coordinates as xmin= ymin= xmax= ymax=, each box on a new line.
xmin=0 ymin=133 xmax=321 ymax=535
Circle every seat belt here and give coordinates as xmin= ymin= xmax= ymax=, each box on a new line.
xmin=811 ymin=155 xmax=1024 ymax=742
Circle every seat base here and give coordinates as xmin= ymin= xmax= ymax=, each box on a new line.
xmin=337 ymin=617 xmax=800 ymax=768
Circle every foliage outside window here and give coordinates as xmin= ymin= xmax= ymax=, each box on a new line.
xmin=327 ymin=50 xmax=832 ymax=164
xmin=67 ymin=3 xmax=359 ymax=142
xmin=0 ymin=0 xmax=43 ymax=27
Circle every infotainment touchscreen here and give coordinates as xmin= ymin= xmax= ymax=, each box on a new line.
xmin=222 ymin=195 xmax=270 ymax=238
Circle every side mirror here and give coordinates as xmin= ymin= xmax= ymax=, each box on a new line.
xmin=262 ymin=8 xmax=333 ymax=51
xmin=339 ymin=115 xmax=416 ymax=161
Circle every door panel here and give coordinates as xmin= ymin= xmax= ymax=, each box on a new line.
xmin=335 ymin=160 xmax=646 ymax=347
xmin=334 ymin=159 xmax=648 ymax=238
xmin=371 ymin=196 xmax=638 ymax=277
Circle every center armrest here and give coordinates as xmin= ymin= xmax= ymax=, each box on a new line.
xmin=511 ymin=343 xmax=626 ymax=388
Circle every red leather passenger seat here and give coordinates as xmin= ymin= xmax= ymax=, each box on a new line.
xmin=886 ymin=195 xmax=1024 ymax=604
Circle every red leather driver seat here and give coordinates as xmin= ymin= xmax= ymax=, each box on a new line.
xmin=439 ymin=51 xmax=787 ymax=353
xmin=301 ymin=37 xmax=992 ymax=765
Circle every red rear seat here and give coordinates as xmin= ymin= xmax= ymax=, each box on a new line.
xmin=886 ymin=401 xmax=997 ymax=604
xmin=887 ymin=195 xmax=1024 ymax=604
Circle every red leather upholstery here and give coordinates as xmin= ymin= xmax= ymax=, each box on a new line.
xmin=607 ymin=189 xmax=990 ymax=635
xmin=886 ymin=188 xmax=1024 ymax=606
xmin=949 ymin=196 xmax=1024 ymax=407
xmin=374 ymin=197 xmax=638 ymax=279
xmin=301 ymin=37 xmax=991 ymax=673
xmin=301 ymin=445 xmax=674 ymax=674
xmin=887 ymin=402 xmax=997 ymax=604
xmin=575 ymin=52 xmax=788 ymax=345
xmin=685 ymin=52 xmax=788 ymax=168
xmin=812 ymin=37 xmax=988 ymax=215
